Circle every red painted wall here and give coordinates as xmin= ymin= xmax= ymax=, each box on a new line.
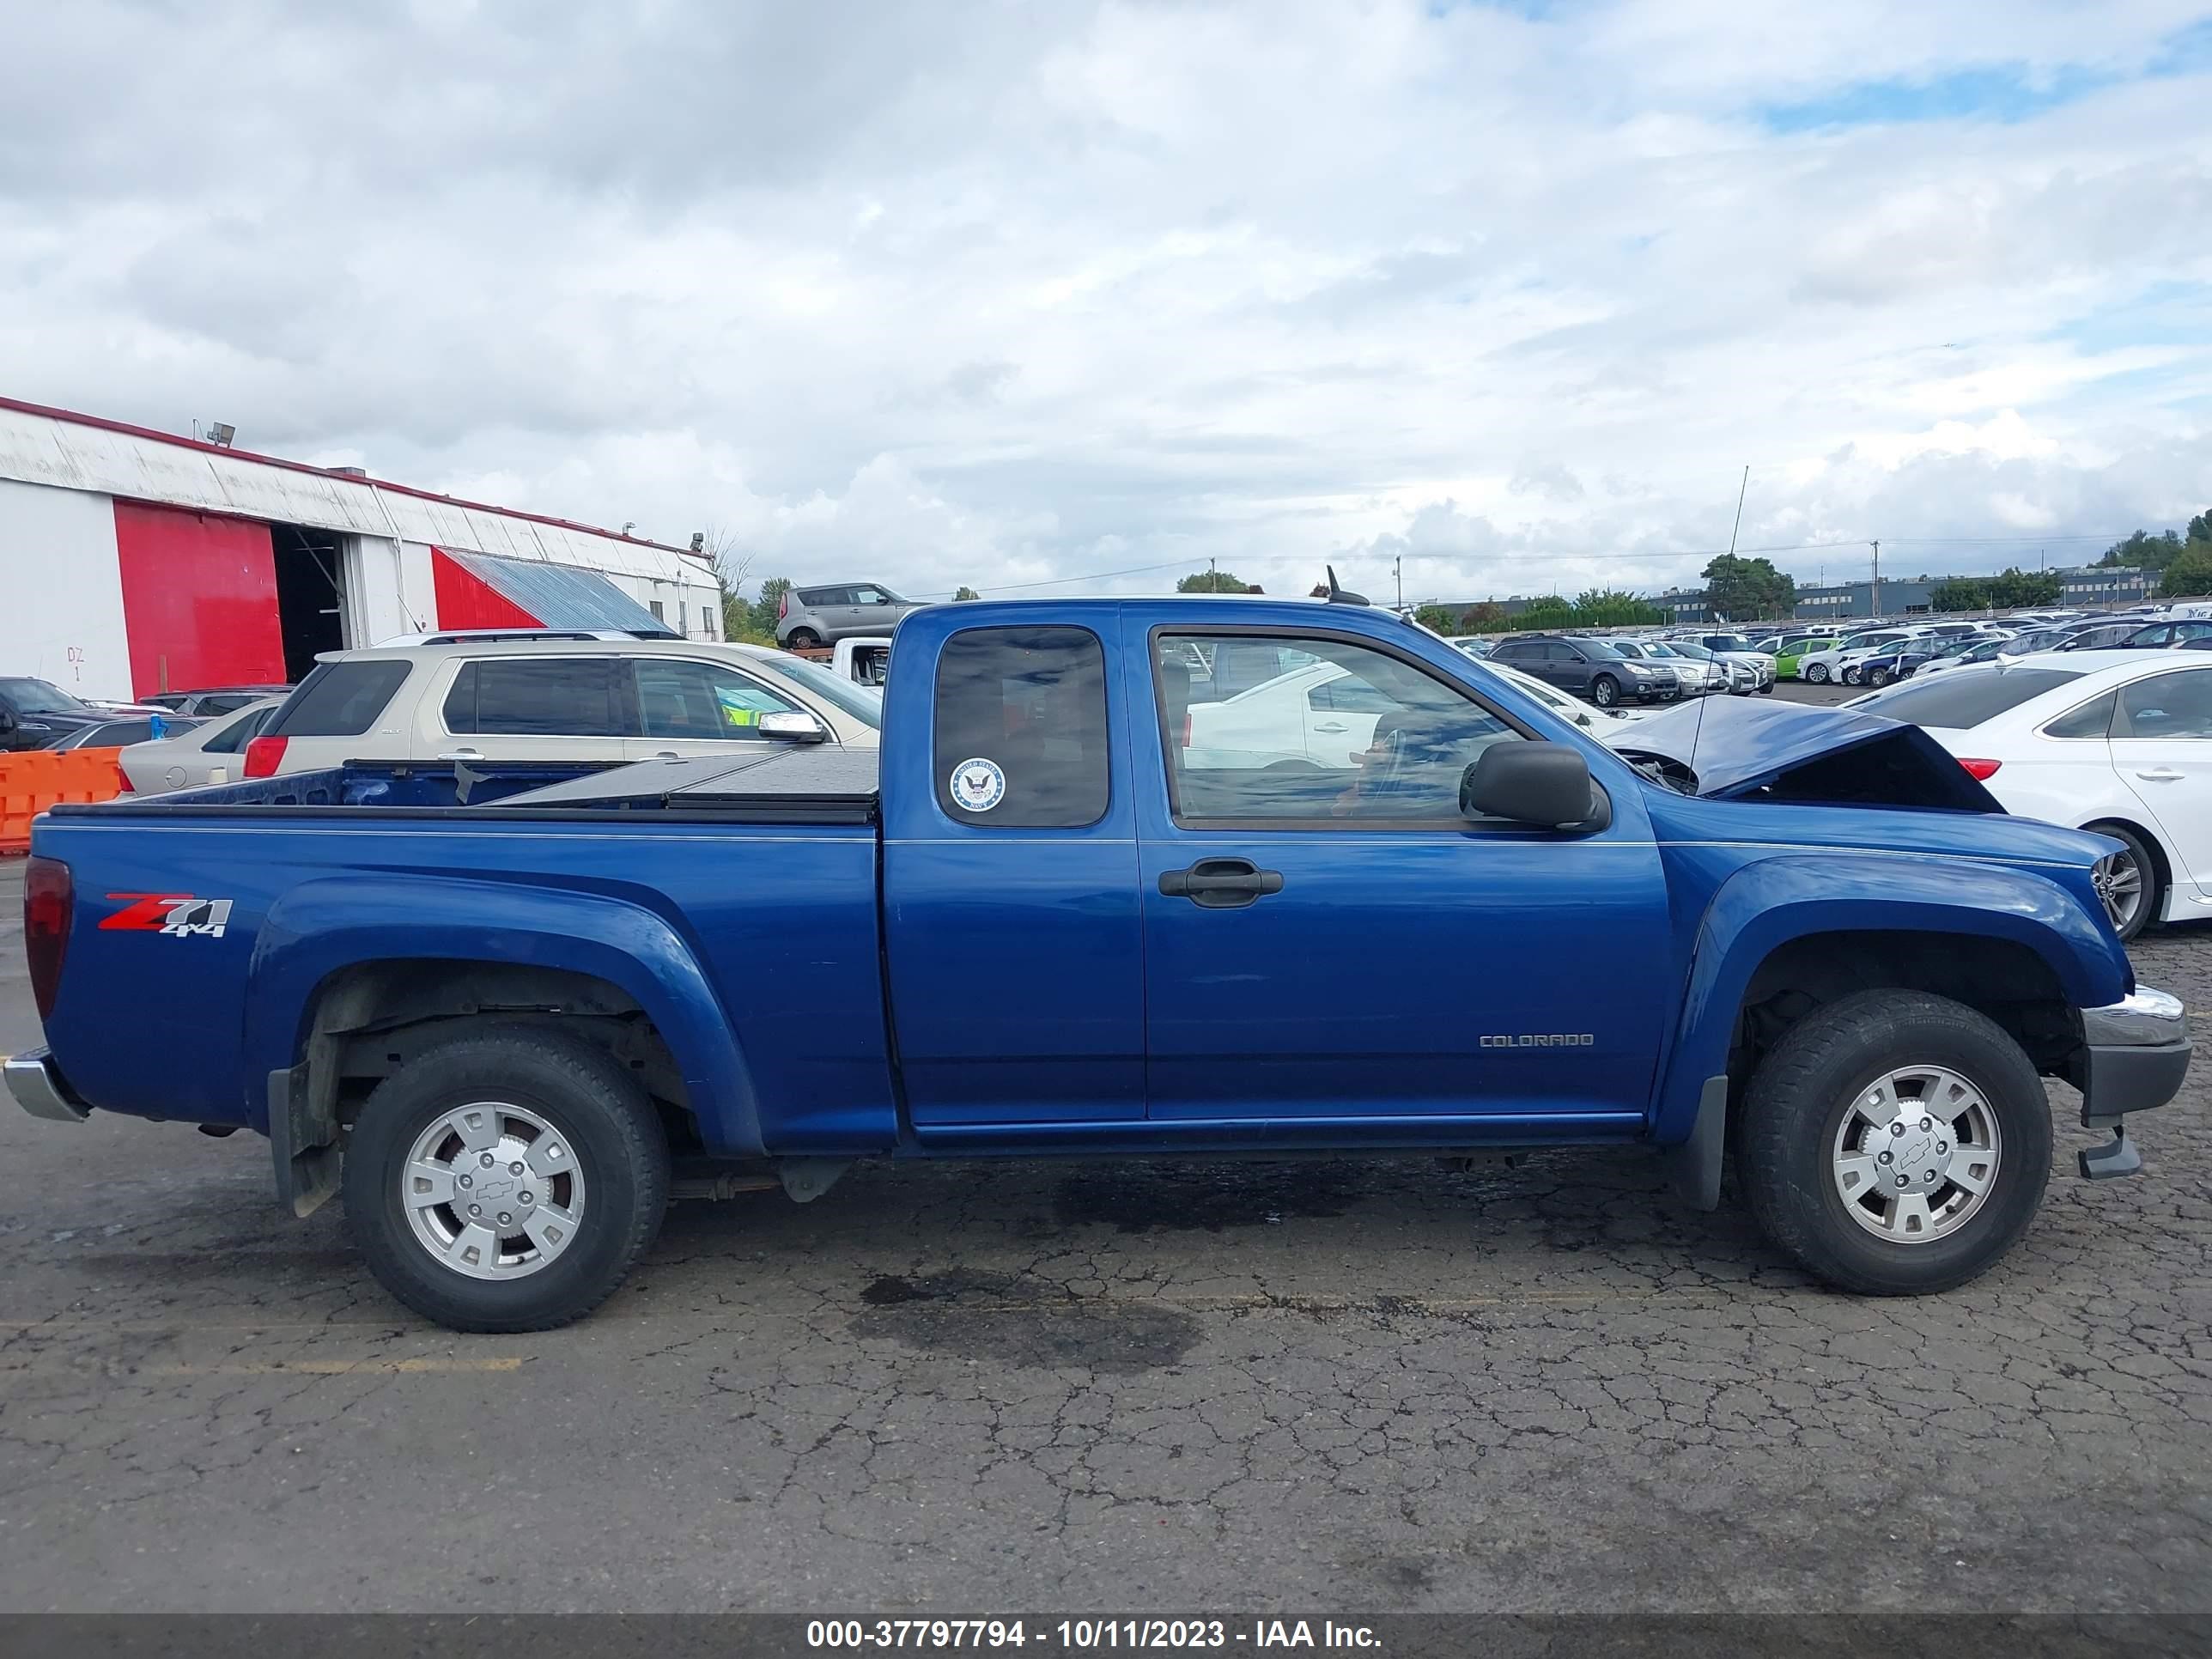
xmin=430 ymin=546 xmax=542 ymax=630
xmin=112 ymin=502 xmax=285 ymax=696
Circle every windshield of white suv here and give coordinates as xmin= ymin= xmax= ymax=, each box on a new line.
xmin=770 ymin=653 xmax=884 ymax=728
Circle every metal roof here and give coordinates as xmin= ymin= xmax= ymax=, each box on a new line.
xmin=444 ymin=549 xmax=678 ymax=635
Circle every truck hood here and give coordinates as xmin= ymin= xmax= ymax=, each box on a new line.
xmin=1607 ymin=695 xmax=2001 ymax=811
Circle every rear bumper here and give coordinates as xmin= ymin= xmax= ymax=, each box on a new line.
xmin=4 ymin=1048 xmax=90 ymax=1123
xmin=2076 ymin=988 xmax=2191 ymax=1126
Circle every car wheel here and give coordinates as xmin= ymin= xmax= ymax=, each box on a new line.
xmin=344 ymin=1024 xmax=671 ymax=1333
xmin=1589 ymin=674 xmax=1620 ymax=708
xmin=2084 ymin=821 xmax=2161 ymax=942
xmin=1865 ymin=665 xmax=1891 ymax=689
xmin=785 ymin=628 xmax=823 ymax=650
xmin=1737 ymin=990 xmax=2051 ymax=1295
xmin=1805 ymin=662 xmax=1830 ymax=684
xmin=1841 ymin=665 xmax=1863 ymax=685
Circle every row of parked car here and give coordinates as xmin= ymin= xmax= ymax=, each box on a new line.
xmin=1759 ymin=606 xmax=2212 ymax=688
xmin=1452 ymin=631 xmax=1776 ymax=707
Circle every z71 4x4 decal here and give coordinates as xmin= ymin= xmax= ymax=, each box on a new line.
xmin=99 ymin=893 xmax=235 ymax=939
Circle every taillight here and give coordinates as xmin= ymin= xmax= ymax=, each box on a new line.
xmin=1958 ymin=757 xmax=2002 ymax=780
xmin=778 ymin=590 xmax=790 ymax=619
xmin=25 ymin=856 xmax=72 ymax=1022
xmin=243 ymin=735 xmax=288 ymax=778
xmin=112 ymin=763 xmax=135 ymax=794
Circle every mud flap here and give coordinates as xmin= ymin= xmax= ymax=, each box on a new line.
xmin=1662 ymin=1075 xmax=1729 ymax=1212
xmin=268 ymin=1064 xmax=341 ymax=1218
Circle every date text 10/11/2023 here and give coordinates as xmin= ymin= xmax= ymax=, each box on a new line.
xmin=806 ymin=1620 xmax=1382 ymax=1650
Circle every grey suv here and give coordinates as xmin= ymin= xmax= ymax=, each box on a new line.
xmin=776 ymin=582 xmax=922 ymax=647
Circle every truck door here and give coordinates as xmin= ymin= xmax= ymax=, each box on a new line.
xmin=881 ymin=622 xmax=1145 ymax=1126
xmin=1127 ymin=620 xmax=1674 ymax=1122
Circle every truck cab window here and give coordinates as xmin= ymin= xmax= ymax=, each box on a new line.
xmin=933 ymin=626 xmax=1110 ymax=828
xmin=1163 ymin=633 xmax=1522 ymax=823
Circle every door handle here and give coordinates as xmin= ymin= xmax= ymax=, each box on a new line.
xmin=1159 ymin=858 xmax=1285 ymax=908
xmin=1312 ymin=721 xmax=1348 ymax=733
xmin=437 ymin=749 xmax=483 ymax=761
xmin=650 ymin=750 xmax=682 ymax=761
xmin=2135 ymin=768 xmax=2184 ymax=782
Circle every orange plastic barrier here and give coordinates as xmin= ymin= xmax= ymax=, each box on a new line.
xmin=0 ymin=747 xmax=128 ymax=855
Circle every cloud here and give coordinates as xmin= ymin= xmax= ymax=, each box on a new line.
xmin=1 ymin=0 xmax=2207 ymax=606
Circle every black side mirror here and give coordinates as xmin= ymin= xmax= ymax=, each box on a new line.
xmin=1461 ymin=743 xmax=1597 ymax=828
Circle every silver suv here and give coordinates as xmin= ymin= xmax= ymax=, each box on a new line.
xmin=776 ymin=582 xmax=922 ymax=647
xmin=243 ymin=633 xmax=882 ymax=779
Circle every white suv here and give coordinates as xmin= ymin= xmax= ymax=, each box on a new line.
xmin=243 ymin=632 xmax=882 ymax=778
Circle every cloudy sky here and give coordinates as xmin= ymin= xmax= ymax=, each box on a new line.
xmin=4 ymin=1 xmax=2209 ymax=606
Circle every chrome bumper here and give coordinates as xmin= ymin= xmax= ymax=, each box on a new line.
xmin=4 ymin=1048 xmax=89 ymax=1123
xmin=2074 ymin=987 xmax=2190 ymax=1178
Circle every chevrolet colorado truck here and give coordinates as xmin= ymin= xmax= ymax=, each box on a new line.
xmin=7 ymin=596 xmax=2191 ymax=1331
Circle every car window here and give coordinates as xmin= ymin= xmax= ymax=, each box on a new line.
xmin=1856 ymin=667 xmax=2086 ymax=728
xmin=1576 ymin=640 xmax=1625 ymax=660
xmin=634 ymin=660 xmax=799 ymax=740
xmin=933 ymin=626 xmax=1109 ymax=829
xmin=1492 ymin=641 xmax=1534 ymax=662
xmin=1165 ymin=632 xmax=1524 ymax=824
xmin=767 ymin=654 xmax=885 ymax=728
xmin=201 ymin=703 xmax=277 ymax=753
xmin=797 ymin=586 xmax=842 ymax=607
xmin=2114 ymin=670 xmax=2212 ymax=740
xmin=2041 ymin=690 xmax=2117 ymax=739
xmin=0 ymin=678 xmax=94 ymax=717
xmin=269 ymin=660 xmax=412 ymax=737
xmin=850 ymin=586 xmax=890 ymax=605
xmin=1308 ymin=672 xmax=1397 ymax=714
xmin=443 ymin=659 xmax=637 ymax=738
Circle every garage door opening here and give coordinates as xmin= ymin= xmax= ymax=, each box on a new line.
xmin=273 ymin=524 xmax=349 ymax=681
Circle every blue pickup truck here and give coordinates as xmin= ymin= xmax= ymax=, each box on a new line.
xmin=7 ymin=596 xmax=2192 ymax=1331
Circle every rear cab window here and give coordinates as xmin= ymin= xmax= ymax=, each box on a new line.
xmin=268 ymin=661 xmax=412 ymax=737
xmin=933 ymin=627 xmax=1110 ymax=828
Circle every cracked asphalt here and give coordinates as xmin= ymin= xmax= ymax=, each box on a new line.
xmin=0 ymin=859 xmax=2207 ymax=1615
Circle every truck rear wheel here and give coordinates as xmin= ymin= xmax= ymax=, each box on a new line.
xmin=343 ymin=1024 xmax=670 ymax=1332
xmin=1737 ymin=991 xmax=2051 ymax=1295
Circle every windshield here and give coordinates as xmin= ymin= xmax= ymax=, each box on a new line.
xmin=0 ymin=678 xmax=93 ymax=716
xmin=1668 ymin=641 xmax=1714 ymax=660
xmin=1607 ymin=641 xmax=1646 ymax=658
xmin=768 ymin=653 xmax=884 ymax=728
xmin=1854 ymin=666 xmax=2085 ymax=728
xmin=1704 ymin=635 xmax=1752 ymax=652
xmin=1576 ymin=640 xmax=1626 ymax=660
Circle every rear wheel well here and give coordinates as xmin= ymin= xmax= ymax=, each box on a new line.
xmin=1728 ymin=931 xmax=2076 ymax=1121
xmin=2081 ymin=816 xmax=2171 ymax=897
xmin=295 ymin=961 xmax=700 ymax=1157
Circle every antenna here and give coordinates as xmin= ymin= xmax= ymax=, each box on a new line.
xmin=1323 ymin=565 xmax=1370 ymax=607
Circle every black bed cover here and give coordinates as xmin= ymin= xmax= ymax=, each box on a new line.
xmin=492 ymin=745 xmax=881 ymax=823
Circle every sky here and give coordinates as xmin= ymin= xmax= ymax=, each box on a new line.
xmin=3 ymin=0 xmax=2209 ymax=608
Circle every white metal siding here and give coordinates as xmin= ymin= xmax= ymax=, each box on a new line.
xmin=0 ymin=477 xmax=133 ymax=702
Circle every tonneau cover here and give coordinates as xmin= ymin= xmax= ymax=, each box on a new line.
xmin=491 ymin=745 xmax=880 ymax=821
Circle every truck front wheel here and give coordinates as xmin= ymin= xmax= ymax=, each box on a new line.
xmin=1737 ymin=991 xmax=2051 ymax=1295
xmin=343 ymin=1024 xmax=670 ymax=1332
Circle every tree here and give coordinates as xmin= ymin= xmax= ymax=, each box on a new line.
xmin=952 ymin=586 xmax=981 ymax=601
xmin=2187 ymin=509 xmax=2211 ymax=546
xmin=1929 ymin=577 xmax=1990 ymax=613
xmin=750 ymin=575 xmax=793 ymax=638
xmin=1516 ymin=596 xmax=1577 ymax=631
xmin=2100 ymin=530 xmax=2185 ymax=573
xmin=1985 ymin=566 xmax=2061 ymax=608
xmin=1177 ymin=569 xmax=1254 ymax=593
xmin=1459 ymin=602 xmax=1507 ymax=632
xmin=2160 ymin=545 xmax=2212 ymax=598
xmin=1570 ymin=587 xmax=1665 ymax=628
xmin=1700 ymin=554 xmax=1795 ymax=621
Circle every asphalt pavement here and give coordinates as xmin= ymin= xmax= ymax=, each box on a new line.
xmin=1 ymin=822 xmax=2208 ymax=1615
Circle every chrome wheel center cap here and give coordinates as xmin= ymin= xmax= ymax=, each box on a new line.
xmin=1881 ymin=1116 xmax=1953 ymax=1190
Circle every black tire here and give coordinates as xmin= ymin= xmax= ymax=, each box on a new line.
xmin=1589 ymin=674 xmax=1620 ymax=708
xmin=2083 ymin=820 xmax=2161 ymax=943
xmin=785 ymin=628 xmax=823 ymax=650
xmin=1865 ymin=665 xmax=1891 ymax=688
xmin=1841 ymin=665 xmax=1863 ymax=685
xmin=1737 ymin=991 xmax=2051 ymax=1296
xmin=1805 ymin=662 xmax=1830 ymax=684
xmin=344 ymin=1024 xmax=670 ymax=1333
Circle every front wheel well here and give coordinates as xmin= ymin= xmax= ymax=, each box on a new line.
xmin=294 ymin=960 xmax=700 ymax=1155
xmin=1728 ymin=930 xmax=2078 ymax=1110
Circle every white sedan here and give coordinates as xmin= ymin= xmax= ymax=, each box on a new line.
xmin=1847 ymin=651 xmax=2212 ymax=939
xmin=117 ymin=696 xmax=285 ymax=793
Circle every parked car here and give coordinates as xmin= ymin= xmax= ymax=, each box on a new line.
xmin=0 ymin=678 xmax=155 ymax=751
xmin=117 ymin=697 xmax=285 ymax=794
xmin=39 ymin=714 xmax=202 ymax=750
xmin=1662 ymin=640 xmax=1755 ymax=694
xmin=2057 ymin=621 xmax=2166 ymax=653
xmin=1447 ymin=636 xmax=1494 ymax=658
xmin=1850 ymin=652 xmax=2212 ymax=939
xmin=240 ymin=635 xmax=884 ymax=780
xmin=1799 ymin=629 xmax=1922 ymax=685
xmin=1488 ymin=635 xmax=1679 ymax=708
xmin=1672 ymin=634 xmax=1778 ymax=693
xmin=830 ymin=636 xmax=893 ymax=689
xmin=143 ymin=684 xmax=293 ymax=717
xmin=1911 ymin=634 xmax=2023 ymax=678
xmin=12 ymin=598 xmax=2187 ymax=1332
xmin=775 ymin=583 xmax=923 ymax=648
xmin=1486 ymin=659 xmax=1651 ymax=742
xmin=1769 ymin=636 xmax=1839 ymax=680
xmin=1599 ymin=638 xmax=1722 ymax=696
xmin=2120 ymin=619 xmax=2212 ymax=650
xmin=1857 ymin=631 xmax=2016 ymax=688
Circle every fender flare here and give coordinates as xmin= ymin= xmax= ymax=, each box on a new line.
xmin=241 ymin=874 xmax=763 ymax=1156
xmin=1654 ymin=853 xmax=2128 ymax=1146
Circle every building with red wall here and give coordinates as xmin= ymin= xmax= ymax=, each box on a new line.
xmin=0 ymin=398 xmax=722 ymax=702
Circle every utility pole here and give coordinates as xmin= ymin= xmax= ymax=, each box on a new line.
xmin=1208 ymin=556 xmax=1216 ymax=592
xmin=1394 ymin=556 xmax=1403 ymax=611
xmin=1870 ymin=539 xmax=1881 ymax=618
